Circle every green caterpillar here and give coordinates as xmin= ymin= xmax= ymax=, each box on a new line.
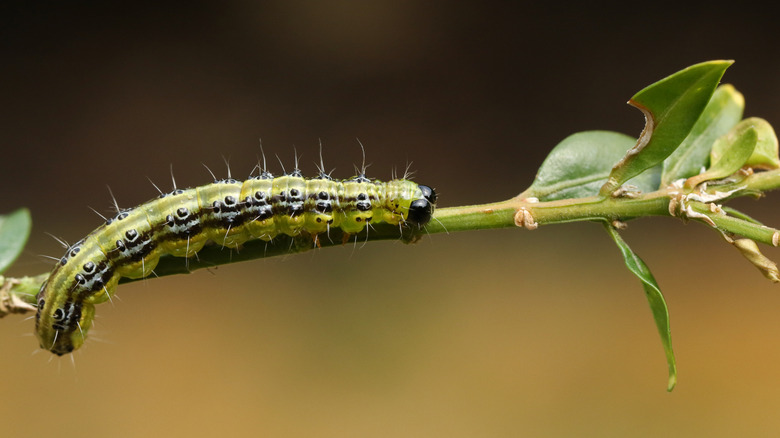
xmin=35 ymin=164 xmax=437 ymax=356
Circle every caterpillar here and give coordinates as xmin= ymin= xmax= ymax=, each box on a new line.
xmin=34 ymin=160 xmax=437 ymax=356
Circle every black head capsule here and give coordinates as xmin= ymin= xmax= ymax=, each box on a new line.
xmin=406 ymin=185 xmax=437 ymax=227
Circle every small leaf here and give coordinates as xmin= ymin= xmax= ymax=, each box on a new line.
xmin=725 ymin=117 xmax=779 ymax=170
xmin=604 ymin=223 xmax=677 ymax=391
xmin=661 ymin=84 xmax=744 ymax=186
xmin=0 ymin=209 xmax=32 ymax=275
xmin=685 ymin=121 xmax=758 ymax=188
xmin=600 ymin=60 xmax=733 ymax=196
xmin=524 ymin=131 xmax=660 ymax=201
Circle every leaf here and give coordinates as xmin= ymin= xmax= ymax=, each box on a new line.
xmin=660 ymin=84 xmax=744 ymax=186
xmin=524 ymin=131 xmax=661 ymax=201
xmin=0 ymin=208 xmax=32 ymax=274
xmin=600 ymin=60 xmax=733 ymax=196
xmin=685 ymin=121 xmax=758 ymax=188
xmin=716 ymin=117 xmax=779 ymax=170
xmin=604 ymin=223 xmax=677 ymax=391
xmin=744 ymin=118 xmax=780 ymax=170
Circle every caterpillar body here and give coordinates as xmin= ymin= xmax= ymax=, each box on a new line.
xmin=35 ymin=166 xmax=437 ymax=356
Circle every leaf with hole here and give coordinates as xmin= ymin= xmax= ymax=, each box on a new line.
xmin=600 ymin=60 xmax=733 ymax=195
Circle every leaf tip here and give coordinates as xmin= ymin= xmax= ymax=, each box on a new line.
xmin=667 ymin=373 xmax=677 ymax=392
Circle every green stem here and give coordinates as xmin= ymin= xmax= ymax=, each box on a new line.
xmin=687 ymin=201 xmax=780 ymax=245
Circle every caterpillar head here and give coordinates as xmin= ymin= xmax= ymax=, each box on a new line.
xmin=406 ymin=185 xmax=437 ymax=227
xmin=35 ymin=285 xmax=95 ymax=355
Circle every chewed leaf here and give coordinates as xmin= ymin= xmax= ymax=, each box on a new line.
xmin=523 ymin=131 xmax=660 ymax=201
xmin=685 ymin=120 xmax=758 ymax=188
xmin=661 ymin=84 xmax=744 ymax=186
xmin=600 ymin=60 xmax=733 ymax=196
xmin=0 ymin=208 xmax=32 ymax=275
xmin=604 ymin=224 xmax=677 ymax=391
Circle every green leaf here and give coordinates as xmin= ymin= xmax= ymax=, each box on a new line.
xmin=660 ymin=84 xmax=744 ymax=186
xmin=0 ymin=208 xmax=32 ymax=274
xmin=733 ymin=117 xmax=779 ymax=170
xmin=524 ymin=131 xmax=661 ymax=201
xmin=600 ymin=60 xmax=733 ymax=196
xmin=685 ymin=120 xmax=758 ymax=188
xmin=604 ymin=223 xmax=677 ymax=391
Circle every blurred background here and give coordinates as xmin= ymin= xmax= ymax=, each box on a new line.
xmin=3 ymin=2 xmax=780 ymax=437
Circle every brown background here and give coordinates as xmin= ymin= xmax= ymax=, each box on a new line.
xmin=3 ymin=2 xmax=780 ymax=437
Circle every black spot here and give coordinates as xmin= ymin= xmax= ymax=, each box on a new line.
xmin=357 ymin=193 xmax=368 ymax=201
xmin=290 ymin=189 xmax=300 ymax=198
xmin=118 ymin=212 xmax=129 ymax=220
xmin=116 ymin=240 xmax=126 ymax=250
xmin=212 ymin=201 xmax=221 ymax=213
xmin=356 ymin=201 xmax=371 ymax=212
xmin=166 ymin=214 xmax=174 ymax=226
xmin=177 ymin=207 xmax=189 ymax=218
xmin=53 ymin=308 xmax=65 ymax=321
xmin=60 ymin=257 xmax=68 ymax=265
xmin=225 ymin=196 xmax=236 ymax=205
xmin=318 ymin=191 xmax=329 ymax=200
xmin=254 ymin=191 xmax=266 ymax=201
xmin=74 ymin=274 xmax=85 ymax=285
xmin=83 ymin=261 xmax=95 ymax=273
xmin=98 ymin=266 xmax=115 ymax=288
xmin=125 ymin=229 xmax=138 ymax=241
xmin=255 ymin=206 xmax=273 ymax=221
xmin=70 ymin=247 xmax=80 ymax=257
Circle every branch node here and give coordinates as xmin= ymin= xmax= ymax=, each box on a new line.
xmin=514 ymin=207 xmax=538 ymax=230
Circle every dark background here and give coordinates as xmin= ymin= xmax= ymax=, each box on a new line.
xmin=3 ymin=2 xmax=780 ymax=437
